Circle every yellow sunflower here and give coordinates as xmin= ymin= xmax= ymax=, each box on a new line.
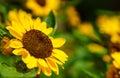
xmin=78 ymin=22 xmax=99 ymax=40
xmin=96 ymin=15 xmax=120 ymax=43
xmin=111 ymin=52 xmax=120 ymax=69
xmin=97 ymin=15 xmax=120 ymax=35
xmin=66 ymin=6 xmax=81 ymax=26
xmin=6 ymin=10 xmax=68 ymax=76
xmin=25 ymin=0 xmax=60 ymax=16
xmin=0 ymin=36 xmax=13 ymax=56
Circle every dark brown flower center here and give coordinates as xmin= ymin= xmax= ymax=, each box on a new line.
xmin=36 ymin=0 xmax=46 ymax=7
xmin=22 ymin=30 xmax=53 ymax=58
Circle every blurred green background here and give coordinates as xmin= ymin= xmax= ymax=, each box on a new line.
xmin=0 ymin=0 xmax=120 ymax=78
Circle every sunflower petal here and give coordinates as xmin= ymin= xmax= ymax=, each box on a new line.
xmin=51 ymin=57 xmax=63 ymax=65
xmin=53 ymin=49 xmax=68 ymax=58
xmin=18 ymin=10 xmax=30 ymax=31
xmin=38 ymin=59 xmax=48 ymax=67
xmin=12 ymin=48 xmax=24 ymax=55
xmin=52 ymin=54 xmax=66 ymax=63
xmin=46 ymin=57 xmax=59 ymax=75
xmin=38 ymin=22 xmax=47 ymax=31
xmin=26 ymin=56 xmax=37 ymax=69
xmin=42 ymin=67 xmax=52 ymax=76
xmin=37 ymin=62 xmax=52 ymax=76
xmin=22 ymin=54 xmax=31 ymax=64
xmin=27 ymin=14 xmax=34 ymax=29
xmin=50 ymin=37 xmax=66 ymax=48
xmin=18 ymin=10 xmax=33 ymax=31
xmin=111 ymin=52 xmax=120 ymax=61
xmin=113 ymin=60 xmax=120 ymax=68
xmin=52 ymin=49 xmax=68 ymax=63
xmin=6 ymin=26 xmax=22 ymax=40
xmin=34 ymin=21 xmax=47 ymax=32
xmin=12 ymin=48 xmax=28 ymax=57
xmin=44 ymin=28 xmax=53 ymax=35
xmin=52 ymin=57 xmax=64 ymax=69
xmin=8 ymin=9 xmax=18 ymax=21
xmin=37 ymin=68 xmax=41 ymax=75
xmin=11 ymin=21 xmax=26 ymax=34
xmin=22 ymin=53 xmax=37 ymax=69
xmin=9 ymin=39 xmax=23 ymax=48
xmin=33 ymin=17 xmax=41 ymax=30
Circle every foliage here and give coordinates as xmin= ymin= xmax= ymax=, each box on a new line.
xmin=0 ymin=0 xmax=119 ymax=78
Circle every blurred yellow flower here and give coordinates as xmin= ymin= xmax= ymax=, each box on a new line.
xmin=97 ymin=15 xmax=120 ymax=43
xmin=111 ymin=34 xmax=120 ymax=43
xmin=87 ymin=43 xmax=111 ymax=63
xmin=78 ymin=22 xmax=99 ymax=40
xmin=97 ymin=15 xmax=120 ymax=35
xmin=87 ymin=43 xmax=105 ymax=53
xmin=66 ymin=6 xmax=81 ymax=26
xmin=102 ymin=54 xmax=111 ymax=63
xmin=25 ymin=0 xmax=60 ymax=16
xmin=0 ymin=36 xmax=13 ymax=56
xmin=6 ymin=10 xmax=68 ymax=76
xmin=111 ymin=52 xmax=120 ymax=69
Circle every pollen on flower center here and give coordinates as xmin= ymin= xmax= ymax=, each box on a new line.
xmin=36 ymin=0 xmax=46 ymax=7
xmin=22 ymin=30 xmax=53 ymax=58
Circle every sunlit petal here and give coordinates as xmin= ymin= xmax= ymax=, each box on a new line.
xmin=46 ymin=57 xmax=59 ymax=75
xmin=6 ymin=26 xmax=22 ymax=40
xmin=42 ymin=67 xmax=52 ymax=76
xmin=37 ymin=22 xmax=47 ymax=32
xmin=33 ymin=17 xmax=41 ymax=30
xmin=38 ymin=59 xmax=48 ymax=67
xmin=9 ymin=39 xmax=23 ymax=48
xmin=53 ymin=49 xmax=68 ymax=58
xmin=52 ymin=50 xmax=67 ymax=63
xmin=11 ymin=21 xmax=26 ymax=34
xmin=26 ymin=56 xmax=37 ymax=69
xmin=42 ymin=28 xmax=53 ymax=35
xmin=12 ymin=48 xmax=28 ymax=58
xmin=50 ymin=37 xmax=66 ymax=48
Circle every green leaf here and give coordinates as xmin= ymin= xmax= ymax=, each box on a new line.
xmin=44 ymin=11 xmax=57 ymax=35
xmin=96 ymin=10 xmax=117 ymax=16
xmin=0 ymin=54 xmax=16 ymax=66
xmin=0 ymin=63 xmax=37 ymax=78
xmin=0 ymin=63 xmax=23 ymax=78
xmin=22 ymin=68 xmax=37 ymax=78
xmin=78 ymin=61 xmax=105 ymax=78
xmin=64 ymin=46 xmax=106 ymax=78
xmin=0 ymin=4 xmax=7 ymax=22
xmin=44 ymin=11 xmax=55 ymax=28
xmin=0 ymin=23 xmax=12 ymax=39
xmin=0 ymin=54 xmax=37 ymax=77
